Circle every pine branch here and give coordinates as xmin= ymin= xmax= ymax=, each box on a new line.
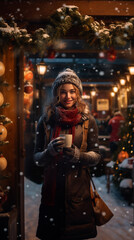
xmin=0 ymin=80 xmax=9 ymax=86
xmin=0 ymin=103 xmax=10 ymax=109
xmin=0 ymin=141 xmax=9 ymax=146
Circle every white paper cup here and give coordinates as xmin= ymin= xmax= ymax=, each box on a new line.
xmin=64 ymin=134 xmax=72 ymax=147
xmin=59 ymin=134 xmax=72 ymax=147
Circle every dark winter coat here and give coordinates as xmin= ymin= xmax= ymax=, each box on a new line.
xmin=34 ymin=110 xmax=101 ymax=240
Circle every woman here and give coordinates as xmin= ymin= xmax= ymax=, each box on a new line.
xmin=34 ymin=68 xmax=101 ymax=240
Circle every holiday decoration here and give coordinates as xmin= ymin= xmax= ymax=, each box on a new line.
xmin=24 ymin=92 xmax=33 ymax=119
xmin=0 ymin=61 xmax=5 ymax=77
xmin=0 ymin=92 xmax=4 ymax=106
xmin=47 ymin=47 xmax=56 ymax=59
xmin=106 ymin=47 xmax=116 ymax=61
xmin=24 ymin=70 xmax=33 ymax=83
xmin=118 ymin=151 xmax=129 ymax=163
xmin=0 ymin=6 xmax=134 ymax=52
xmin=0 ymin=155 xmax=7 ymax=171
xmin=0 ymin=122 xmax=7 ymax=141
xmin=120 ymin=178 xmax=132 ymax=189
xmin=119 ymin=158 xmax=133 ymax=169
xmin=0 ymin=115 xmax=12 ymax=125
xmin=24 ymin=82 xmax=33 ymax=94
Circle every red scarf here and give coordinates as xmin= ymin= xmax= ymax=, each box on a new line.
xmin=42 ymin=107 xmax=81 ymax=206
xmin=53 ymin=106 xmax=82 ymax=141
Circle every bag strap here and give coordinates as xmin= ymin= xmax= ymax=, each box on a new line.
xmin=86 ymin=169 xmax=97 ymax=199
xmin=80 ymin=119 xmax=89 ymax=152
xmin=90 ymin=176 xmax=96 ymax=191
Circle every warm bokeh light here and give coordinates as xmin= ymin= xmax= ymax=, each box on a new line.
xmin=119 ymin=78 xmax=126 ymax=86
xmin=91 ymin=90 xmax=96 ymax=96
xmin=113 ymin=86 xmax=118 ymax=92
xmin=128 ymin=66 xmax=134 ymax=75
xmin=111 ymin=92 xmax=115 ymax=97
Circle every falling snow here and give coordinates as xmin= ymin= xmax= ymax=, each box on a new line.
xmin=25 ymin=176 xmax=134 ymax=240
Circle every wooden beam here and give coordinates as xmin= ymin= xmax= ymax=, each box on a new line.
xmin=0 ymin=0 xmax=134 ymax=23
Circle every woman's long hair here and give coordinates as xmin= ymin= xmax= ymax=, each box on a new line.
xmin=46 ymin=84 xmax=89 ymax=115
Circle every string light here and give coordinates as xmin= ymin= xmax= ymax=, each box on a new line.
xmin=111 ymin=92 xmax=115 ymax=97
xmin=113 ymin=86 xmax=118 ymax=92
xmin=119 ymin=78 xmax=126 ymax=86
xmin=128 ymin=65 xmax=134 ymax=75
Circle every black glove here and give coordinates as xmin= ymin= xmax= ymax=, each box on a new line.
xmin=63 ymin=145 xmax=80 ymax=162
xmin=47 ymin=137 xmax=65 ymax=156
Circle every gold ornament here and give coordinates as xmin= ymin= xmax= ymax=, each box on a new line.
xmin=0 ymin=92 xmax=4 ymax=106
xmin=0 ymin=123 xmax=7 ymax=141
xmin=0 ymin=61 xmax=5 ymax=77
xmin=118 ymin=151 xmax=129 ymax=162
xmin=0 ymin=155 xmax=7 ymax=171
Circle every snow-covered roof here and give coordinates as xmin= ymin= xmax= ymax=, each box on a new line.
xmin=119 ymin=158 xmax=133 ymax=169
xmin=106 ymin=161 xmax=115 ymax=168
xmin=119 ymin=178 xmax=132 ymax=188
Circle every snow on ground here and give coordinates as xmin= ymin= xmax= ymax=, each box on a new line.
xmin=25 ymin=175 xmax=134 ymax=240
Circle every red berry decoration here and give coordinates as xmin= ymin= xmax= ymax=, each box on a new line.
xmin=107 ymin=47 xmax=116 ymax=62
xmin=47 ymin=48 xmax=56 ymax=59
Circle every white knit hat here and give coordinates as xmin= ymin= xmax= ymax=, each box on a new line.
xmin=52 ymin=68 xmax=83 ymax=96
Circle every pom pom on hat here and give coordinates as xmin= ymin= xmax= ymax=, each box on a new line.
xmin=52 ymin=68 xmax=83 ymax=96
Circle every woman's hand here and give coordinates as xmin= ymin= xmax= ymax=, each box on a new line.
xmin=47 ymin=137 xmax=65 ymax=156
xmin=63 ymin=145 xmax=80 ymax=162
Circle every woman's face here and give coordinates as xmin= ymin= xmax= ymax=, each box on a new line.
xmin=59 ymin=84 xmax=77 ymax=109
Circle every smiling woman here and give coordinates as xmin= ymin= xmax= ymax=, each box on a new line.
xmin=59 ymin=84 xmax=77 ymax=109
xmin=34 ymin=68 xmax=101 ymax=240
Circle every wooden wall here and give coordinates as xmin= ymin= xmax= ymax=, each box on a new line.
xmin=0 ymin=47 xmax=24 ymax=239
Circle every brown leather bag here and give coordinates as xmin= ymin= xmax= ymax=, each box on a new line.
xmin=80 ymin=119 xmax=114 ymax=226
xmin=90 ymin=177 xmax=114 ymax=226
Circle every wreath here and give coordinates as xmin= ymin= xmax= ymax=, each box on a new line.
xmin=0 ymin=5 xmax=134 ymax=54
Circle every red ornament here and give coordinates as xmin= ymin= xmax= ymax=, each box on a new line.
xmin=107 ymin=47 xmax=116 ymax=62
xmin=24 ymin=83 xmax=33 ymax=94
xmin=47 ymin=48 xmax=56 ymax=59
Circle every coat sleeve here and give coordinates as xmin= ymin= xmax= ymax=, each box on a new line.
xmin=34 ymin=115 xmax=52 ymax=167
xmin=79 ymin=115 xmax=101 ymax=166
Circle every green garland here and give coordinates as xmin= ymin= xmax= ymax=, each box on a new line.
xmin=0 ymin=5 xmax=134 ymax=53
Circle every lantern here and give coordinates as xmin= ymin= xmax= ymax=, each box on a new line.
xmin=37 ymin=62 xmax=47 ymax=75
xmin=118 ymin=151 xmax=129 ymax=162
